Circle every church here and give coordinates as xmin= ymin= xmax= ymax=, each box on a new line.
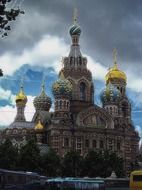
xmin=0 ymin=14 xmax=139 ymax=174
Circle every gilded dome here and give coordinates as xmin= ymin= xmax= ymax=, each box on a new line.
xmin=52 ymin=72 xmax=72 ymax=98
xmin=101 ymin=83 xmax=120 ymax=103
xmin=35 ymin=119 xmax=44 ymax=130
xmin=16 ymin=85 xmax=27 ymax=102
xmin=34 ymin=83 xmax=52 ymax=111
xmin=105 ymin=63 xmax=127 ymax=84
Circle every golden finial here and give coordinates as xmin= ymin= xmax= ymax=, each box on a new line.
xmin=20 ymin=76 xmax=24 ymax=91
xmin=41 ymin=78 xmax=45 ymax=93
xmin=16 ymin=76 xmax=27 ymax=102
xmin=73 ymin=8 xmax=78 ymax=25
xmin=113 ymin=48 xmax=118 ymax=70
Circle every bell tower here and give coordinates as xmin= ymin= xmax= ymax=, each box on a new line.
xmin=59 ymin=10 xmax=94 ymax=114
xmin=103 ymin=49 xmax=131 ymax=126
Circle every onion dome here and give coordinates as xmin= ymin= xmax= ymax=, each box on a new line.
xmin=69 ymin=8 xmax=81 ymax=36
xmin=33 ymin=82 xmax=52 ymax=111
xmin=35 ymin=119 xmax=44 ymax=130
xmin=101 ymin=83 xmax=120 ymax=103
xmin=15 ymin=84 xmax=27 ymax=103
xmin=105 ymin=49 xmax=127 ymax=84
xmin=105 ymin=63 xmax=127 ymax=84
xmin=52 ymin=71 xmax=72 ymax=99
xmin=69 ymin=24 xmax=81 ymax=36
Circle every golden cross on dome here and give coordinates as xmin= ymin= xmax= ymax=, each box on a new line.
xmin=20 ymin=76 xmax=24 ymax=90
xmin=113 ymin=48 xmax=117 ymax=64
xmin=73 ymin=7 xmax=78 ymax=25
xmin=41 ymin=77 xmax=46 ymax=92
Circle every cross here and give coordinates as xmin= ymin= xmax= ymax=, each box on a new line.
xmin=73 ymin=8 xmax=78 ymax=25
xmin=113 ymin=48 xmax=117 ymax=64
xmin=20 ymin=76 xmax=24 ymax=89
xmin=41 ymin=77 xmax=46 ymax=91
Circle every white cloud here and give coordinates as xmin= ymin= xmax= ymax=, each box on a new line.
xmin=127 ymin=71 xmax=142 ymax=92
xmin=86 ymin=55 xmax=107 ymax=81
xmin=0 ymin=105 xmax=16 ymax=126
xmin=0 ymin=32 xmax=142 ymax=95
xmin=135 ymin=125 xmax=142 ymax=147
xmin=0 ymin=35 xmax=69 ymax=76
xmin=0 ymin=87 xmax=15 ymax=105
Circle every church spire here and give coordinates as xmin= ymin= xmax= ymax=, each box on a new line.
xmin=73 ymin=8 xmax=78 ymax=25
xmin=15 ymin=78 xmax=27 ymax=122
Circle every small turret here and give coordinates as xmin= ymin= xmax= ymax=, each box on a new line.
xmin=15 ymin=83 xmax=27 ymax=122
xmin=34 ymin=119 xmax=45 ymax=144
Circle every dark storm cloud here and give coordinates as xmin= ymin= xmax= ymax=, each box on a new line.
xmin=1 ymin=0 xmax=142 ymax=71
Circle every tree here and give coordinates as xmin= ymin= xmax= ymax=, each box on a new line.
xmin=41 ymin=149 xmax=61 ymax=177
xmin=82 ymin=150 xmax=125 ymax=178
xmin=19 ymin=139 xmax=41 ymax=173
xmin=0 ymin=0 xmax=24 ymax=37
xmin=0 ymin=68 xmax=3 ymax=76
xmin=61 ymin=150 xmax=83 ymax=177
xmin=0 ymin=139 xmax=19 ymax=170
xmin=82 ymin=150 xmax=103 ymax=177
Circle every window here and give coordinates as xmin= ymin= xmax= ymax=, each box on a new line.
xmin=59 ymin=100 xmax=62 ymax=109
xmin=80 ymin=82 xmax=86 ymax=100
xmin=122 ymin=102 xmax=128 ymax=117
xmin=100 ymin=140 xmax=104 ymax=149
xmin=67 ymin=101 xmax=69 ymax=109
xmin=92 ymin=140 xmax=97 ymax=148
xmin=117 ymin=142 xmax=121 ymax=150
xmin=133 ymin=175 xmax=142 ymax=181
xmin=85 ymin=139 xmax=89 ymax=148
xmin=64 ymin=138 xmax=69 ymax=147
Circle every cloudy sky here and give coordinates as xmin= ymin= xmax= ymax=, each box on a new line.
xmin=0 ymin=0 xmax=142 ymax=137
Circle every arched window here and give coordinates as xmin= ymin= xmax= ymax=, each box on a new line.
xmin=121 ymin=87 xmax=123 ymax=94
xmin=59 ymin=100 xmax=62 ymax=109
xmin=122 ymin=102 xmax=129 ymax=117
xmin=80 ymin=82 xmax=86 ymax=100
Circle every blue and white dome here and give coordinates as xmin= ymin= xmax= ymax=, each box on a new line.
xmin=101 ymin=84 xmax=120 ymax=103
xmin=69 ymin=24 xmax=81 ymax=36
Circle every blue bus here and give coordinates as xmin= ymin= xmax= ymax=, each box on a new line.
xmin=45 ymin=178 xmax=106 ymax=190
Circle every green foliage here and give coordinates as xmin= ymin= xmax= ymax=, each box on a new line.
xmin=0 ymin=68 xmax=3 ymax=76
xmin=0 ymin=139 xmax=125 ymax=178
xmin=0 ymin=139 xmax=19 ymax=170
xmin=19 ymin=138 xmax=41 ymax=173
xmin=82 ymin=150 xmax=125 ymax=178
xmin=40 ymin=149 xmax=61 ymax=177
xmin=61 ymin=150 xmax=83 ymax=177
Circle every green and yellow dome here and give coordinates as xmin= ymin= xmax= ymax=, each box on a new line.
xmin=52 ymin=71 xmax=72 ymax=98
xmin=101 ymin=83 xmax=121 ymax=103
